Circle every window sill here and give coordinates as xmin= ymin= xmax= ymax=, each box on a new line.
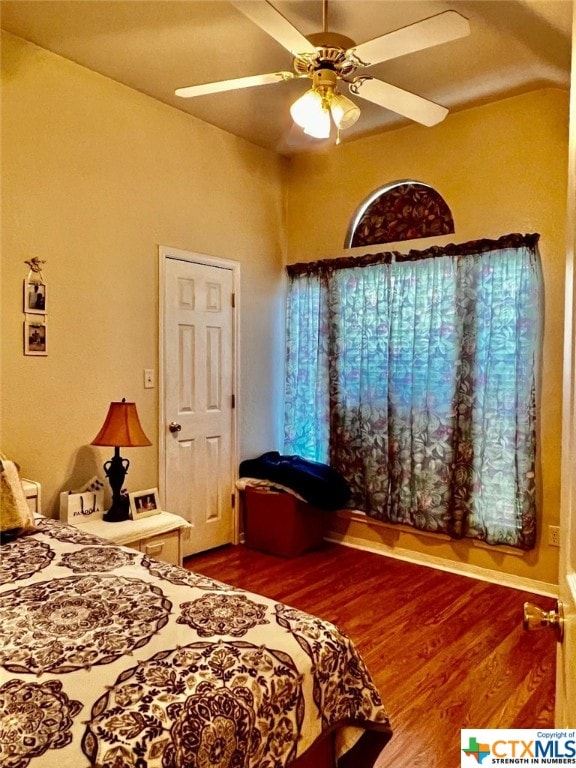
xmin=335 ymin=509 xmax=526 ymax=557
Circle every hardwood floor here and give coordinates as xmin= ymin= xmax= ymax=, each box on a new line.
xmin=184 ymin=542 xmax=557 ymax=768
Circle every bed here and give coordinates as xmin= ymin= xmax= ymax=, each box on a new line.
xmin=0 ymin=515 xmax=392 ymax=767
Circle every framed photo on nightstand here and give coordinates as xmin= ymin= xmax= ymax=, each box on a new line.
xmin=129 ymin=488 xmax=161 ymax=519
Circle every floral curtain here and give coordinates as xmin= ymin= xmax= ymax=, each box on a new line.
xmin=284 ymin=234 xmax=542 ymax=549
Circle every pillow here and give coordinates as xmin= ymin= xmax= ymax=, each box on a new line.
xmin=0 ymin=459 xmax=36 ymax=542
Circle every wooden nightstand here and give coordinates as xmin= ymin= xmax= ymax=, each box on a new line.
xmin=76 ymin=511 xmax=190 ymax=566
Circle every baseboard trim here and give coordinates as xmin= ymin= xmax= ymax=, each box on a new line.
xmin=325 ymin=530 xmax=559 ymax=599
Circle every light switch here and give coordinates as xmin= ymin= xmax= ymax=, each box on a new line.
xmin=144 ymin=369 xmax=155 ymax=389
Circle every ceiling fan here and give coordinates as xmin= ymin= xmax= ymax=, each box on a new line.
xmin=175 ymin=0 xmax=471 ymax=141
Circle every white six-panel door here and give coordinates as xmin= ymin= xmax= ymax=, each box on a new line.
xmin=160 ymin=249 xmax=237 ymax=556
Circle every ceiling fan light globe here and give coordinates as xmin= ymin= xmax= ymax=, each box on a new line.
xmin=290 ymin=89 xmax=324 ymax=129
xmin=330 ymin=93 xmax=361 ymax=130
xmin=290 ymin=88 xmax=331 ymax=138
xmin=303 ymin=106 xmax=331 ymax=139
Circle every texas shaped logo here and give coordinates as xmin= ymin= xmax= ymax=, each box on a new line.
xmin=463 ymin=736 xmax=491 ymax=764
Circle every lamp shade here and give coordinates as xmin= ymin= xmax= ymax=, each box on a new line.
xmin=330 ymin=93 xmax=361 ymax=130
xmin=290 ymin=89 xmax=325 ymax=129
xmin=290 ymin=82 xmax=359 ymax=140
xmin=290 ymin=90 xmax=331 ymax=139
xmin=303 ymin=107 xmax=331 ymax=139
xmin=91 ymin=399 xmax=151 ymax=447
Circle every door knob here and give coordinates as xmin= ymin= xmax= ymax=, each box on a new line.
xmin=523 ymin=600 xmax=564 ymax=642
xmin=168 ymin=422 xmax=182 ymax=433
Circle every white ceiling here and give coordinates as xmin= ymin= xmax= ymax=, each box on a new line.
xmin=0 ymin=0 xmax=572 ymax=155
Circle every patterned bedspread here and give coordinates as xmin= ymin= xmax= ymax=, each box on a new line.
xmin=0 ymin=516 xmax=391 ymax=767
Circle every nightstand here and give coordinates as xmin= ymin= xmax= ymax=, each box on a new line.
xmin=22 ymin=478 xmax=42 ymax=516
xmin=76 ymin=511 xmax=190 ymax=566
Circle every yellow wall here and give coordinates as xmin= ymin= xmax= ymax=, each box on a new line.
xmin=285 ymin=89 xmax=569 ymax=589
xmin=1 ymin=33 xmax=287 ymax=514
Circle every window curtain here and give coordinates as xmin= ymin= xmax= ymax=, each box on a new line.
xmin=284 ymin=234 xmax=542 ymax=549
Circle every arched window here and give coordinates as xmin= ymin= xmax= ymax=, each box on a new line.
xmin=346 ymin=180 xmax=455 ymax=248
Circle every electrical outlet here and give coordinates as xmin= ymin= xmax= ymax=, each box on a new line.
xmin=548 ymin=525 xmax=561 ymax=547
xmin=144 ymin=369 xmax=155 ymax=389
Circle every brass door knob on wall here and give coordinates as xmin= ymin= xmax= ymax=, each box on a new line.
xmin=523 ymin=600 xmax=564 ymax=642
xmin=169 ymin=422 xmax=182 ymax=433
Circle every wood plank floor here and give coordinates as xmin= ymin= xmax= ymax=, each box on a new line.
xmin=184 ymin=542 xmax=557 ymax=768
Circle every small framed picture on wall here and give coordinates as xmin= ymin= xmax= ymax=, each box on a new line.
xmin=24 ymin=280 xmax=47 ymax=314
xmin=129 ymin=488 xmax=161 ymax=519
xmin=24 ymin=320 xmax=47 ymax=356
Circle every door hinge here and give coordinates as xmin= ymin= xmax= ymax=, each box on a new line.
xmin=231 ymin=394 xmax=235 ymax=409
xmin=231 ymin=493 xmax=236 ymax=509
xmin=231 ymin=292 xmax=236 ymax=308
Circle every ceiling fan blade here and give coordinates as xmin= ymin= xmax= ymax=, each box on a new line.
xmin=175 ymin=71 xmax=295 ymax=98
xmin=349 ymin=11 xmax=470 ymax=67
xmin=231 ymin=0 xmax=317 ymax=55
xmin=350 ymin=78 xmax=448 ymax=127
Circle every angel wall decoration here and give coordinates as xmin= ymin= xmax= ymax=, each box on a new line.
xmin=24 ymin=257 xmax=46 ymax=284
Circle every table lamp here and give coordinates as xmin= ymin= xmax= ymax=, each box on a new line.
xmin=91 ymin=398 xmax=152 ymax=522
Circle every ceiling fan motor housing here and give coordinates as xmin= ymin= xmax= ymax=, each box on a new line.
xmin=313 ymin=68 xmax=338 ymax=89
xmin=293 ymin=32 xmax=358 ymax=80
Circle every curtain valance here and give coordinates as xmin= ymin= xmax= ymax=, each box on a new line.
xmin=286 ymin=232 xmax=540 ymax=277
